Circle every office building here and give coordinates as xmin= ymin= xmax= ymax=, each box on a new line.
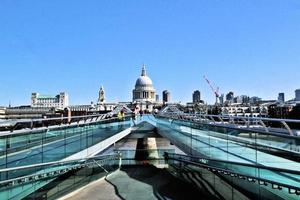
xmin=278 ymin=93 xmax=285 ymax=103
xmin=31 ymin=92 xmax=69 ymax=109
xmin=162 ymin=90 xmax=171 ymax=104
xmin=192 ymin=90 xmax=201 ymax=103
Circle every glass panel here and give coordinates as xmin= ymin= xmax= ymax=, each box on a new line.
xmin=0 ymin=118 xmax=130 ymax=168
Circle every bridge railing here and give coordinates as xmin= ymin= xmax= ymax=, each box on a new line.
xmin=164 ymin=152 xmax=300 ymax=198
xmin=158 ymin=112 xmax=300 ymax=136
xmin=0 ymin=115 xmax=131 ymax=169
xmin=0 ymin=113 xmax=132 ymax=133
xmin=0 ymin=153 xmax=121 ymax=200
xmin=154 ymin=113 xmax=300 ymax=163
xmin=0 ymin=153 xmax=120 ymax=183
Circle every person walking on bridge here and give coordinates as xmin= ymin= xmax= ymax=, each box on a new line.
xmin=132 ymin=107 xmax=138 ymax=126
xmin=117 ymin=109 xmax=125 ymax=129
xmin=118 ymin=110 xmax=125 ymax=121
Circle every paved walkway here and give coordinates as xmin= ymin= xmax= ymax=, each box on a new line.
xmin=62 ymin=165 xmax=206 ymax=200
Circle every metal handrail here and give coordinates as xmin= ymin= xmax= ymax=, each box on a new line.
xmin=0 ymin=115 xmax=132 ymax=137
xmin=158 ymin=112 xmax=300 ymax=136
xmin=0 ymin=112 xmax=132 ymax=131
xmin=0 ymin=113 xmax=105 ymax=124
xmin=0 ymin=154 xmax=121 ymax=185
xmin=164 ymin=153 xmax=300 ymax=175
xmin=165 ymin=153 xmax=300 ymax=194
xmin=160 ymin=112 xmax=300 ymax=124
xmin=0 ymin=154 xmax=119 ymax=173
xmin=155 ymin=114 xmax=300 ymax=141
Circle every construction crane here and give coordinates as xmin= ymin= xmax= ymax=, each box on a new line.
xmin=203 ymin=75 xmax=220 ymax=105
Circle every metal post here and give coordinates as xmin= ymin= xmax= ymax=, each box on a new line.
xmin=281 ymin=121 xmax=293 ymax=136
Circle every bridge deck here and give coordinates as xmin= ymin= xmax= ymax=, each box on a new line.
xmin=61 ymin=165 xmax=210 ymax=200
xmin=2 ymin=115 xmax=300 ymax=199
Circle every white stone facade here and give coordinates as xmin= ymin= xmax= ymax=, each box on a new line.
xmin=132 ymin=65 xmax=156 ymax=103
xmin=31 ymin=92 xmax=69 ymax=109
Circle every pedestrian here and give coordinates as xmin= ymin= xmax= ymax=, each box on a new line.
xmin=139 ymin=110 xmax=143 ymax=118
xmin=132 ymin=111 xmax=136 ymax=126
xmin=117 ymin=111 xmax=123 ymax=121
xmin=120 ymin=109 xmax=125 ymax=120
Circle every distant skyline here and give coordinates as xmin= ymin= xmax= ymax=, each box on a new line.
xmin=1 ymin=0 xmax=300 ymax=106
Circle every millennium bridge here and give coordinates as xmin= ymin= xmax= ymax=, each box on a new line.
xmin=0 ymin=105 xmax=300 ymax=200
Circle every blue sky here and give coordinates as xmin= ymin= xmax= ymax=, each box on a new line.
xmin=0 ymin=0 xmax=300 ymax=106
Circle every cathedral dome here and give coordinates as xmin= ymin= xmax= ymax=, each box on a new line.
xmin=135 ymin=76 xmax=153 ymax=87
xmin=134 ymin=65 xmax=154 ymax=89
xmin=132 ymin=65 xmax=156 ymax=103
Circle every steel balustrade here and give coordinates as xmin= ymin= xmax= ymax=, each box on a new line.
xmin=164 ymin=152 xmax=300 ymax=196
xmin=0 ymin=153 xmax=121 ymax=188
xmin=158 ymin=108 xmax=300 ymax=136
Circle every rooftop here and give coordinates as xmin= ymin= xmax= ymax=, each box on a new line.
xmin=36 ymin=95 xmax=58 ymax=99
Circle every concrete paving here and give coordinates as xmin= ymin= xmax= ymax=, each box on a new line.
xmin=61 ymin=177 xmax=122 ymax=200
xmin=62 ymin=165 xmax=206 ymax=200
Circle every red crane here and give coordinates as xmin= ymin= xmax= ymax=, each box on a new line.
xmin=203 ymin=75 xmax=220 ymax=105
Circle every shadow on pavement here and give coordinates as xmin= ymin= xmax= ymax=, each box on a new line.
xmin=106 ymin=165 xmax=211 ymax=200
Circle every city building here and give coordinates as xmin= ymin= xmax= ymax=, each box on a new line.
xmin=220 ymin=105 xmax=268 ymax=117
xmin=4 ymin=106 xmax=58 ymax=119
xmin=226 ymin=92 xmax=234 ymax=103
xmin=250 ymin=96 xmax=262 ymax=105
xmin=132 ymin=65 xmax=158 ymax=112
xmin=278 ymin=93 xmax=285 ymax=103
xmin=219 ymin=94 xmax=224 ymax=105
xmin=156 ymin=94 xmax=159 ymax=102
xmin=31 ymin=92 xmax=69 ymax=109
xmin=68 ymin=85 xmax=119 ymax=116
xmin=68 ymin=102 xmax=117 ymax=116
xmin=268 ymin=103 xmax=293 ymax=120
xmin=0 ymin=107 xmax=6 ymax=119
xmin=162 ymin=90 xmax=171 ymax=104
xmin=132 ymin=65 xmax=156 ymax=103
xmin=295 ymin=89 xmax=300 ymax=101
xmin=240 ymin=95 xmax=250 ymax=104
xmin=187 ymin=90 xmax=204 ymax=111
xmin=186 ymin=102 xmax=207 ymax=114
xmin=233 ymin=96 xmax=242 ymax=104
xmin=192 ymin=90 xmax=201 ymax=103
xmin=97 ymin=86 xmax=106 ymax=104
